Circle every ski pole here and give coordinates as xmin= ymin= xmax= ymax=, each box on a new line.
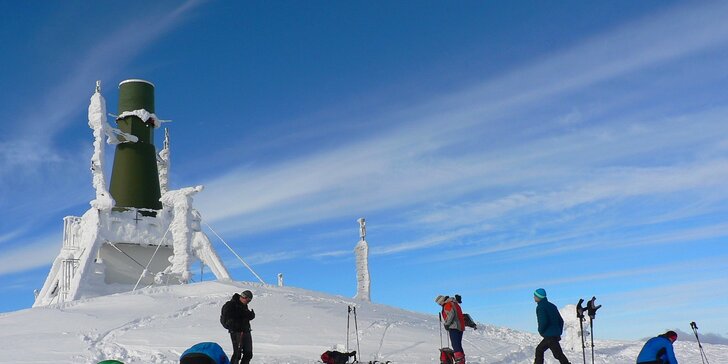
xmin=439 ymin=312 xmax=443 ymax=348
xmin=586 ymin=297 xmax=601 ymax=364
xmin=690 ymin=321 xmax=710 ymax=364
xmin=347 ymin=306 xmax=351 ymax=354
xmin=439 ymin=309 xmax=450 ymax=347
xmin=576 ymin=299 xmax=587 ymax=364
xmin=354 ymin=306 xmax=361 ymax=362
xmin=447 ymin=321 xmax=451 ymax=348
xmin=588 ymin=316 xmax=595 ymax=364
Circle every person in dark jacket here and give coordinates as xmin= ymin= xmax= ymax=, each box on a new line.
xmin=533 ymin=288 xmax=571 ymax=364
xmin=636 ymin=331 xmax=679 ymax=364
xmin=221 ymin=290 xmax=256 ymax=364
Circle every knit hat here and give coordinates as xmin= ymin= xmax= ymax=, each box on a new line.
xmin=241 ymin=290 xmax=253 ymax=300
xmin=665 ymin=331 xmax=678 ymax=341
xmin=534 ymin=288 xmax=547 ymax=299
xmin=435 ymin=295 xmax=447 ymax=305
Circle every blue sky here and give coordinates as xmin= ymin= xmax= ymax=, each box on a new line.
xmin=1 ymin=1 xmax=728 ymax=340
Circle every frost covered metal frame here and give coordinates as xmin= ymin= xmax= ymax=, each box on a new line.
xmin=33 ymin=80 xmax=231 ymax=308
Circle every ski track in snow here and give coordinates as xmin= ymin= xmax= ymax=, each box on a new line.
xmin=81 ymin=300 xmax=219 ymax=363
xmin=373 ymin=321 xmax=390 ymax=359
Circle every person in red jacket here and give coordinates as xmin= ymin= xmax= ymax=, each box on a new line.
xmin=436 ymin=295 xmax=466 ymax=364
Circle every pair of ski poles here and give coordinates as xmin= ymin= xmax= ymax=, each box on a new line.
xmin=576 ymin=296 xmax=601 ymax=364
xmin=347 ymin=305 xmax=361 ymax=362
xmin=690 ymin=321 xmax=710 ymax=364
xmin=438 ymin=311 xmax=451 ymax=349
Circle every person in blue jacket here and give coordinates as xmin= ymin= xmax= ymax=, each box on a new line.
xmin=533 ymin=288 xmax=571 ymax=364
xmin=636 ymin=331 xmax=679 ymax=364
xmin=180 ymin=342 xmax=230 ymax=364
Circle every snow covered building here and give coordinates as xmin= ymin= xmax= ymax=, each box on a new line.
xmin=34 ymin=80 xmax=230 ymax=307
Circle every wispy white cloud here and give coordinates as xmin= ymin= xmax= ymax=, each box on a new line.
xmin=0 ymin=233 xmax=61 ymax=276
xmin=0 ymin=228 xmax=26 ymax=246
xmin=482 ymin=255 xmax=728 ymax=293
xmin=0 ymin=0 xmax=205 ymax=244
xmin=196 ymin=2 xmax=728 ymax=243
xmin=240 ymin=243 xmax=366 ymax=265
xmin=7 ymin=0 xmax=204 ymax=149
xmin=426 ymin=218 xmax=728 ymax=268
xmin=313 ymin=250 xmax=350 ymax=258
xmin=371 ymin=225 xmax=492 ymax=256
xmin=416 ymin=158 xmax=728 ymax=228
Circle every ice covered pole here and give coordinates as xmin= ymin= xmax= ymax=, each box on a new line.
xmin=109 ymin=79 xmax=163 ymax=212
xmin=354 ymin=217 xmax=371 ymax=301
xmin=158 ymin=128 xmax=170 ymax=195
xmin=159 ymin=185 xmax=204 ymax=283
xmin=87 ymin=81 xmax=115 ymax=210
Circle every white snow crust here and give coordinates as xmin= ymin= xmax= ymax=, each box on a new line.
xmin=5 ymin=280 xmax=727 ymax=364
xmin=117 ymin=109 xmax=163 ymax=128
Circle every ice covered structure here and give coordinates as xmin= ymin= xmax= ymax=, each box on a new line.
xmin=354 ymin=217 xmax=371 ymax=302
xmin=34 ymin=80 xmax=230 ymax=306
xmin=561 ymin=304 xmax=591 ymax=352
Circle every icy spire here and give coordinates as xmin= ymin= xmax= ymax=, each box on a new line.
xmin=159 ymin=185 xmax=205 ymax=283
xmin=561 ymin=304 xmax=590 ymax=351
xmin=157 ymin=128 xmax=170 ymax=194
xmin=87 ymin=81 xmax=115 ymax=210
xmin=354 ymin=217 xmax=371 ymax=302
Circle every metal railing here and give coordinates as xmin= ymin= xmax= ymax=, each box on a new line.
xmin=61 ymin=258 xmax=80 ymax=302
xmin=63 ymin=216 xmax=82 ymax=249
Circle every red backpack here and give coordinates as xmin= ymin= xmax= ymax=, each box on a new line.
xmin=321 ymin=350 xmax=355 ymax=364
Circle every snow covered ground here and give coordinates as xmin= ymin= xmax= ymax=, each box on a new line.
xmin=1 ymin=280 xmax=724 ymax=364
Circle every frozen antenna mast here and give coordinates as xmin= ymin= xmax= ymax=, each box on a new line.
xmin=34 ymin=80 xmax=231 ymax=306
xmin=354 ymin=217 xmax=371 ymax=301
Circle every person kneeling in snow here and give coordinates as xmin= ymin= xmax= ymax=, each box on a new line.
xmin=221 ymin=290 xmax=255 ymax=364
xmin=180 ymin=342 xmax=230 ymax=364
xmin=636 ymin=331 xmax=679 ymax=364
xmin=436 ymin=295 xmax=466 ymax=364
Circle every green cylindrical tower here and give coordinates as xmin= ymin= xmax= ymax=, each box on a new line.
xmin=109 ymin=79 xmax=162 ymax=212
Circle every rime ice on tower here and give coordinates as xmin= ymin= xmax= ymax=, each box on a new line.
xmin=354 ymin=217 xmax=371 ymax=302
xmin=560 ymin=304 xmax=590 ymax=351
xmin=34 ymin=80 xmax=230 ymax=307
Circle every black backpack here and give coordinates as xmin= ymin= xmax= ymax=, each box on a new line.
xmin=220 ymin=302 xmax=229 ymax=330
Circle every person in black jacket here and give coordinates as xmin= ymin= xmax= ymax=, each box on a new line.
xmin=221 ymin=290 xmax=256 ymax=364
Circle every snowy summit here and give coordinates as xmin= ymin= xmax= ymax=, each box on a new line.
xmin=2 ymin=281 xmax=727 ymax=363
